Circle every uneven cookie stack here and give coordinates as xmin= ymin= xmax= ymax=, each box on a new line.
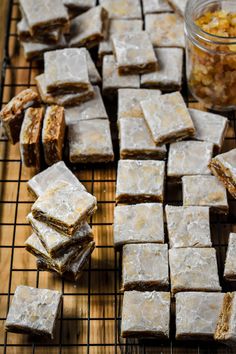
xmin=18 ymin=0 xmax=109 ymax=61
xmin=25 ymin=161 xmax=97 ymax=281
xmin=18 ymin=0 xmax=70 ymax=60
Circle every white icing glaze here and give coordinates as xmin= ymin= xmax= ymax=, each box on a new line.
xmin=99 ymin=0 xmax=142 ymax=19
xmin=168 ymin=141 xmax=213 ymax=177
xmin=142 ymin=0 xmax=172 ymax=13
xmin=145 ymin=13 xmax=185 ymax=47
xmin=141 ymin=48 xmax=183 ymax=89
xmin=116 ymin=160 xmax=165 ymax=201
xmin=165 ymin=205 xmax=212 ymax=248
xmin=169 ymin=248 xmax=221 ymax=293
xmin=65 ymin=86 xmax=108 ymax=125
xmin=122 ymin=243 xmax=169 ymax=288
xmin=176 ymin=292 xmax=224 ymax=339
xmin=121 ymin=291 xmax=170 ymax=337
xmin=118 ymin=88 xmax=161 ymax=119
xmin=114 ymin=203 xmax=164 ymax=246
xmin=182 ymin=175 xmax=228 ymax=212
xmin=224 ymin=233 xmax=236 ymax=279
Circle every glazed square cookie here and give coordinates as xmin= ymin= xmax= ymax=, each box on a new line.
xmin=118 ymin=88 xmax=161 ymax=119
xmin=65 ymin=86 xmax=108 ymax=125
xmin=189 ymin=109 xmax=228 ymax=152
xmin=142 ymin=0 xmax=172 ymax=13
xmin=176 ymin=292 xmax=224 ymax=340
xmin=5 ymin=285 xmax=62 ymax=338
xmin=102 ymin=55 xmax=140 ymax=95
xmin=20 ymin=107 xmax=44 ymax=168
xmin=141 ymin=48 xmax=183 ymax=91
xmin=209 ymin=149 xmax=236 ymax=199
xmin=182 ymin=175 xmax=229 ymax=214
xmin=99 ymin=0 xmax=142 ymax=19
xmin=145 ymin=13 xmax=185 ymax=47
xmin=19 ymin=0 xmax=68 ymax=34
xmin=68 ymin=6 xmax=108 ymax=48
xmin=17 ymin=16 xmax=61 ymax=44
xmin=0 ymin=89 xmax=39 ymax=144
xmin=68 ymin=119 xmax=114 ymax=163
xmin=27 ymin=161 xmax=86 ymax=198
xmin=25 ymin=233 xmax=84 ymax=274
xmin=42 ymin=105 xmax=65 ymax=166
xmin=112 ymin=32 xmax=158 ymax=75
xmin=116 ymin=160 xmax=165 ymax=203
xmin=37 ymin=241 xmax=95 ymax=281
xmin=27 ymin=213 xmax=93 ymax=257
xmin=121 ymin=291 xmax=170 ymax=338
xmin=22 ymin=36 xmax=67 ymax=61
xmin=122 ymin=243 xmax=169 ymax=291
xmin=141 ymin=92 xmax=195 ymax=146
xmin=165 ymin=205 xmax=211 ymax=248
xmin=31 ymin=180 xmax=97 ymax=236
xmin=224 ymin=233 xmax=236 ymax=281
xmin=167 ymin=0 xmax=187 ymax=16
xmin=35 ymin=73 xmax=94 ymax=107
xmin=118 ymin=118 xmax=167 ymax=160
xmin=215 ymin=292 xmax=236 ymax=345
xmin=44 ymin=48 xmax=90 ymax=95
xmin=114 ymin=203 xmax=164 ymax=248
xmin=98 ymin=19 xmax=143 ymax=59
xmin=168 ymin=141 xmax=213 ymax=178
xmin=169 ymin=248 xmax=221 ymax=294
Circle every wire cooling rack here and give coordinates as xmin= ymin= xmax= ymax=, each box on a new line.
xmin=0 ymin=1 xmax=236 ymax=353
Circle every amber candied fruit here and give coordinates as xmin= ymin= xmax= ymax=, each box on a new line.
xmin=187 ymin=10 xmax=236 ymax=110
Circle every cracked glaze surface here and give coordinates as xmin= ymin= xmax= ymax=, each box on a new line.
xmin=168 ymin=141 xmax=213 ymax=177
xmin=5 ymin=285 xmax=62 ymax=338
xmin=121 ymin=291 xmax=170 ymax=337
xmin=65 ymin=87 xmax=108 ymax=125
xmin=189 ymin=109 xmax=228 ymax=151
xmin=145 ymin=13 xmax=184 ymax=47
xmin=68 ymin=119 xmax=114 ymax=163
xmin=28 ymin=213 xmax=92 ymax=256
xmin=122 ymin=244 xmax=169 ymax=289
xmin=141 ymin=92 xmax=195 ymax=145
xmin=165 ymin=205 xmax=211 ymax=248
xmin=99 ymin=0 xmax=142 ymax=19
xmin=19 ymin=0 xmax=68 ymax=30
xmin=142 ymin=0 xmax=172 ymax=13
xmin=169 ymin=248 xmax=221 ymax=293
xmin=176 ymin=292 xmax=224 ymax=339
xmin=35 ymin=74 xmax=94 ymax=106
xmin=112 ymin=32 xmax=157 ymax=70
xmin=119 ymin=118 xmax=166 ymax=159
xmin=141 ymin=48 xmax=183 ymax=89
xmin=118 ymin=88 xmax=161 ymax=119
xmin=102 ymin=55 xmax=140 ymax=93
xmin=44 ymin=48 xmax=90 ymax=91
xmin=182 ymin=175 xmax=228 ymax=212
xmin=69 ymin=6 xmax=108 ymax=47
xmin=99 ymin=19 xmax=142 ymax=56
xmin=114 ymin=203 xmax=164 ymax=247
xmin=27 ymin=161 xmax=86 ymax=198
xmin=224 ymin=233 xmax=236 ymax=280
xmin=32 ymin=181 xmax=97 ymax=232
xmin=116 ymin=160 xmax=165 ymax=202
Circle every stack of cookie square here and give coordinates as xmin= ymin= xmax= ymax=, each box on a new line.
xmin=18 ymin=0 xmax=69 ymax=61
xmin=25 ymin=161 xmax=97 ymax=281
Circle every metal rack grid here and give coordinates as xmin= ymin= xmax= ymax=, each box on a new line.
xmin=0 ymin=1 xmax=236 ymax=353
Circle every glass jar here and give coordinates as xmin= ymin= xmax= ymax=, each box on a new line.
xmin=185 ymin=0 xmax=236 ymax=111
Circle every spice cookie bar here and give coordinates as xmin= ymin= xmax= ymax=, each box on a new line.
xmin=224 ymin=233 xmax=236 ymax=281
